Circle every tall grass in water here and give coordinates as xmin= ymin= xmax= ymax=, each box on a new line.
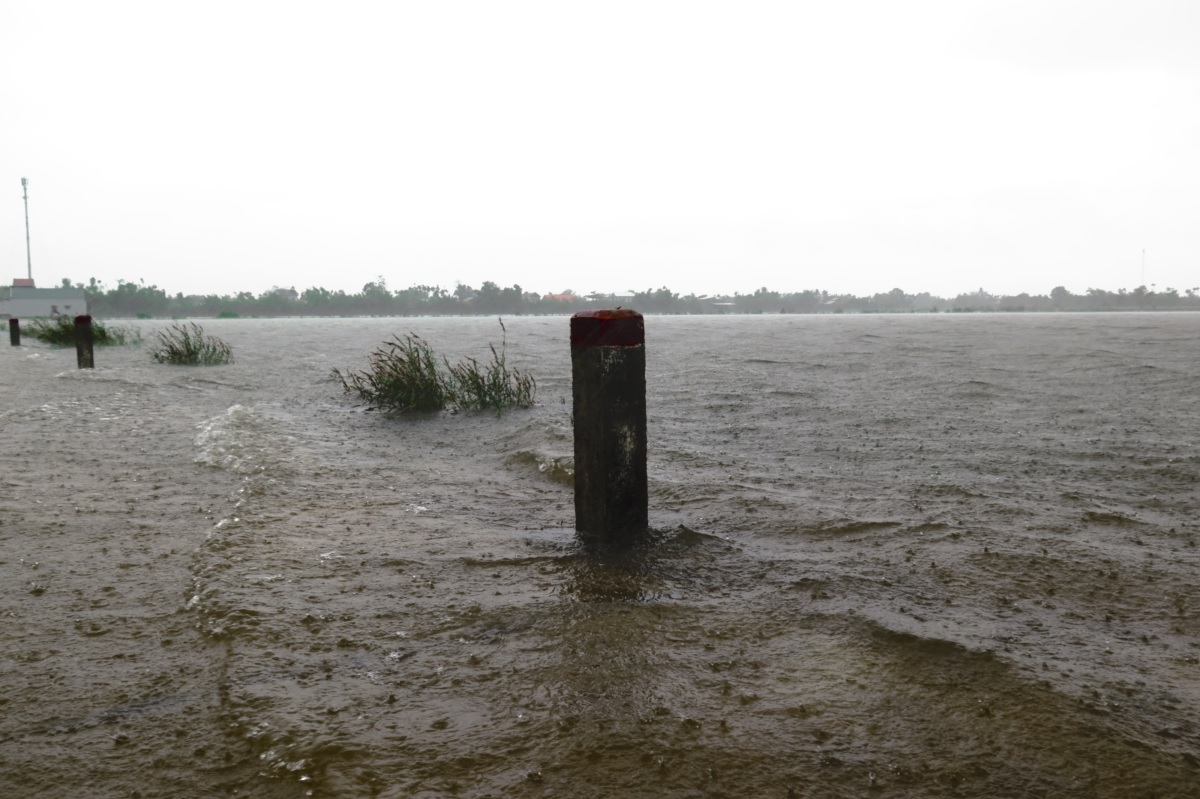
xmin=23 ymin=315 xmax=139 ymax=347
xmin=335 ymin=333 xmax=447 ymax=412
xmin=335 ymin=320 xmax=536 ymax=414
xmin=443 ymin=321 xmax=536 ymax=410
xmin=150 ymin=322 xmax=233 ymax=365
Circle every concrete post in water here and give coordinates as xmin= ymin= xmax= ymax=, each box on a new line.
xmin=75 ymin=315 xmax=94 ymax=369
xmin=571 ymin=309 xmax=648 ymax=544
xmin=8 ymin=318 xmax=18 ymax=346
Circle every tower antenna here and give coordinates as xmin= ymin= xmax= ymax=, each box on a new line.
xmin=21 ymin=177 xmax=32 ymax=282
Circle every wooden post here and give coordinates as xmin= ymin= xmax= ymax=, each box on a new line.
xmin=8 ymin=318 xmax=17 ymax=347
xmin=74 ymin=315 xmax=94 ymax=369
xmin=571 ymin=309 xmax=648 ymax=545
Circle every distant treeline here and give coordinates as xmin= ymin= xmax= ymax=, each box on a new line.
xmin=64 ymin=277 xmax=1200 ymax=318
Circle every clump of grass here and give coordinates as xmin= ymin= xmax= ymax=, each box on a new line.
xmin=23 ymin=315 xmax=139 ymax=346
xmin=150 ymin=322 xmax=233 ymax=365
xmin=443 ymin=321 xmax=536 ymax=410
xmin=334 ymin=332 xmax=447 ymax=412
xmin=335 ymin=320 xmax=536 ymax=414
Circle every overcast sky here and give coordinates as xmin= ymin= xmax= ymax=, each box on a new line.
xmin=3 ymin=0 xmax=1197 ymax=299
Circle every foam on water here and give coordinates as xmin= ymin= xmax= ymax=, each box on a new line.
xmin=193 ymin=403 xmax=300 ymax=477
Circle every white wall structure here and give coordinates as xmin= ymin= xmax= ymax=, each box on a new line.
xmin=0 ymin=285 xmax=89 ymax=318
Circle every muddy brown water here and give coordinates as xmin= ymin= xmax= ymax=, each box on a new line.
xmin=1 ymin=313 xmax=1197 ymax=798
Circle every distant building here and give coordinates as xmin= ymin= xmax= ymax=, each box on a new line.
xmin=0 ymin=279 xmax=88 ymax=319
xmin=542 ymin=292 xmax=577 ymax=302
xmin=586 ymin=293 xmax=635 ymax=305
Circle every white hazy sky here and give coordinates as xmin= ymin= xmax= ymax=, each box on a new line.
xmin=2 ymin=0 xmax=1198 ymax=299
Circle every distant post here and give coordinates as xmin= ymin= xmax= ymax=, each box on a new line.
xmin=74 ymin=315 xmax=94 ymax=369
xmin=8 ymin=318 xmax=18 ymax=347
xmin=571 ymin=309 xmax=648 ymax=544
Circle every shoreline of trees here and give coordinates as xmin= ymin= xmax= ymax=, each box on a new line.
xmin=64 ymin=277 xmax=1200 ymax=318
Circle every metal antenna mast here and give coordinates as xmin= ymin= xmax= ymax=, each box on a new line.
xmin=21 ymin=177 xmax=32 ymax=282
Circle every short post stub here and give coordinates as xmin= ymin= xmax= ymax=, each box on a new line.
xmin=74 ymin=315 xmax=94 ymax=369
xmin=8 ymin=318 xmax=18 ymax=347
xmin=571 ymin=309 xmax=648 ymax=544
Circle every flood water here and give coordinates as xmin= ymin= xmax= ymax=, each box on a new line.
xmin=2 ymin=313 xmax=1198 ymax=798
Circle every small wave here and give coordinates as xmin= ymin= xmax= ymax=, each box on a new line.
xmin=952 ymin=379 xmax=998 ymax=398
xmin=810 ymin=519 xmax=901 ymax=537
xmin=866 ymin=622 xmax=996 ymax=661
xmin=915 ymin=482 xmax=988 ymax=499
xmin=195 ymin=405 xmax=265 ymax=473
xmin=1082 ymin=510 xmax=1142 ymax=526
xmin=172 ymin=375 xmax=255 ymax=391
xmin=193 ymin=404 xmax=297 ymax=476
xmin=509 ymin=449 xmax=574 ymax=485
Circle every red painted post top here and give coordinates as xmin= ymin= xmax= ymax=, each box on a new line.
xmin=570 ymin=309 xmax=644 ymax=348
xmin=75 ymin=315 xmax=92 ymax=324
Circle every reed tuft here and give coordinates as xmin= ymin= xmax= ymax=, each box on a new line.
xmin=335 ymin=320 xmax=535 ymax=414
xmin=23 ymin=315 xmax=139 ymax=346
xmin=150 ymin=322 xmax=233 ymax=365
xmin=442 ymin=321 xmax=536 ymax=410
xmin=334 ymin=332 xmax=447 ymax=412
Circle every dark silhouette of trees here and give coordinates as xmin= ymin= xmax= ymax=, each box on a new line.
xmin=80 ymin=279 xmax=169 ymax=317
xmin=60 ymin=276 xmax=1200 ymax=318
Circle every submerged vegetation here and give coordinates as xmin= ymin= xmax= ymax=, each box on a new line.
xmin=149 ymin=322 xmax=233 ymax=365
xmin=335 ymin=320 xmax=535 ymax=414
xmin=444 ymin=333 xmax=537 ymax=411
xmin=337 ymin=333 xmax=447 ymax=412
xmin=22 ymin=315 xmax=139 ymax=346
